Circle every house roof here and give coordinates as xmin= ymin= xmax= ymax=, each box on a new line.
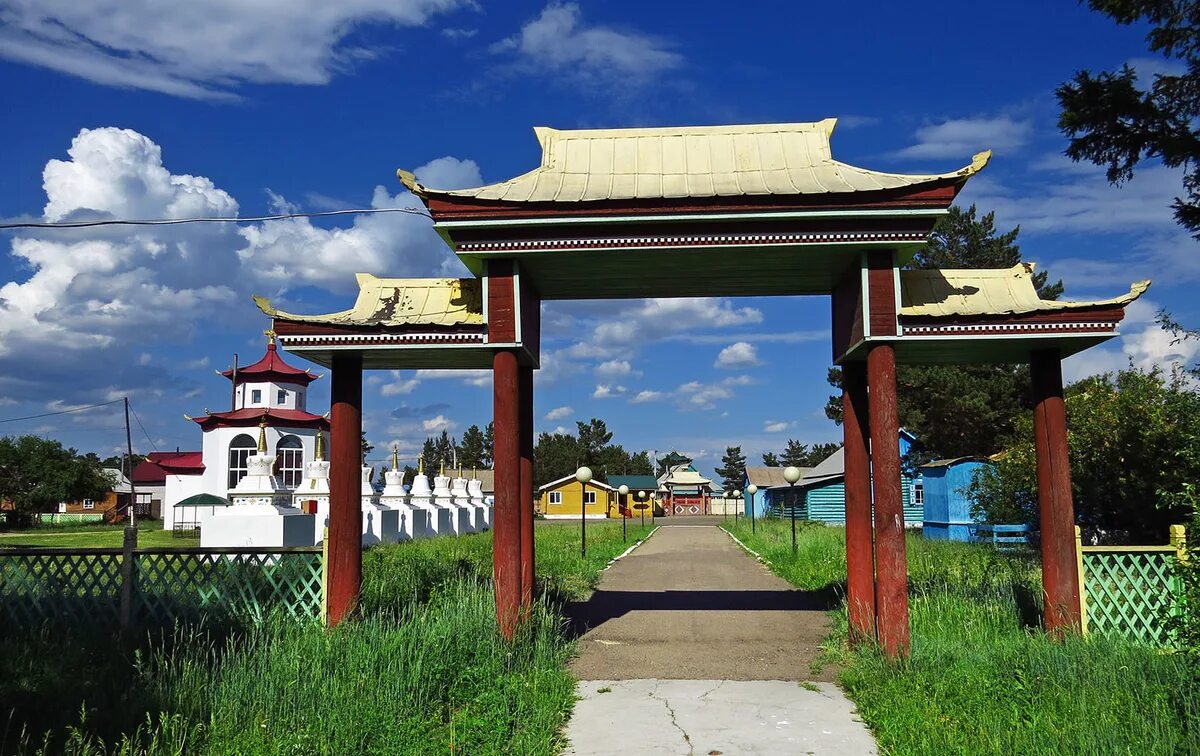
xmin=921 ymin=454 xmax=1000 ymax=469
xmin=663 ymin=469 xmax=713 ymax=487
xmin=608 ymin=474 xmax=658 ymax=490
xmin=744 ymin=466 xmax=793 ymax=487
xmin=900 ymin=264 xmax=1150 ymax=318
xmin=102 ymin=468 xmax=132 ymax=494
xmin=399 ymin=121 xmax=990 ymax=204
xmin=798 ymin=448 xmax=844 ymax=488
xmin=254 ymin=275 xmax=484 ymax=329
xmin=191 ymin=407 xmax=329 ymax=432
xmin=153 ymin=452 xmax=205 ymax=475
xmin=131 ymin=452 xmax=200 ymax=484
xmin=220 ymin=338 xmax=317 ymax=386
xmin=538 ymin=474 xmax=615 ymax=492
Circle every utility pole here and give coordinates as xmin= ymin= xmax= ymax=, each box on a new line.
xmin=124 ymin=397 xmax=138 ymax=532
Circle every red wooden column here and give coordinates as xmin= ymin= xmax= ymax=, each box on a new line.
xmin=493 ymin=348 xmax=522 ymax=638
xmin=327 ymin=352 xmax=363 ymax=626
xmin=519 ymin=364 xmax=535 ymax=613
xmin=842 ymin=360 xmax=876 ymax=645
xmin=866 ymin=343 xmax=910 ymax=658
xmin=1031 ymin=349 xmax=1082 ymax=636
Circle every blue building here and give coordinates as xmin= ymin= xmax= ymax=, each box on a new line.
xmin=742 ymin=466 xmax=807 ymax=519
xmin=920 ymin=457 xmax=992 ymax=541
xmin=758 ymin=430 xmax=923 ymax=526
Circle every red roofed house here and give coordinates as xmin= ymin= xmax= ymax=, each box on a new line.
xmin=158 ymin=334 xmax=330 ymax=531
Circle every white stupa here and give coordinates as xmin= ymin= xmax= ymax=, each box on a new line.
xmin=468 ymin=469 xmax=491 ymax=530
xmin=360 ymin=461 xmax=400 ymax=545
xmin=202 ymin=419 xmax=315 ymax=547
xmin=410 ymin=457 xmax=452 ymax=535
xmin=379 ymin=447 xmax=432 ymax=540
xmin=434 ymin=460 xmax=471 ymax=535
xmin=451 ymin=469 xmax=483 ymax=533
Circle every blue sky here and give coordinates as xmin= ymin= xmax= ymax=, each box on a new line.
xmin=1 ymin=1 xmax=1197 ymax=480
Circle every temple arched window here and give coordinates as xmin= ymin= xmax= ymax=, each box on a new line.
xmin=277 ymin=434 xmax=304 ymax=488
xmin=228 ymin=434 xmax=256 ymax=489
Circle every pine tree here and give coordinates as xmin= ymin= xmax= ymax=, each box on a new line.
xmin=458 ymin=425 xmax=488 ymax=469
xmin=780 ymin=439 xmax=810 ymax=468
xmin=714 ymin=446 xmax=747 ymax=492
xmin=483 ymin=422 xmax=494 ymax=467
xmin=761 ymin=452 xmax=780 ymax=467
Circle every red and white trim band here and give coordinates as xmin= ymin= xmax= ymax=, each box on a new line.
xmin=456 ymin=230 xmax=927 ymax=252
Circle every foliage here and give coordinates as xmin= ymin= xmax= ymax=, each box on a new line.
xmin=458 ymin=424 xmax=489 ymax=470
xmin=0 ymin=436 xmax=113 ymax=524
xmin=826 ymin=206 xmax=1061 ymax=462
xmin=714 ymin=446 xmax=747 ymax=491
xmin=761 ymin=452 xmax=780 ymax=466
xmin=971 ymin=366 xmax=1200 ymax=540
xmin=1163 ymin=514 xmax=1200 ymax=667
xmin=1057 ymin=0 xmax=1200 ymax=236
xmin=726 ymin=520 xmax=1200 ymax=755
xmin=775 ymin=439 xmax=839 ymax=468
xmin=532 ymin=419 xmax=651 ymax=488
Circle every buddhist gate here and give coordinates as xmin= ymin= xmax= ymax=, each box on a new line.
xmin=258 ymin=120 xmax=1148 ymax=657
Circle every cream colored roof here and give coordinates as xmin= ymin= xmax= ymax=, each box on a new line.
xmin=398 ymin=120 xmax=991 ymax=203
xmin=254 ymin=274 xmax=484 ymax=327
xmin=664 ymin=470 xmax=713 ymax=487
xmin=900 ymin=264 xmax=1150 ymax=318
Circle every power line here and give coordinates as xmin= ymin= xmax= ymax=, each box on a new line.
xmin=0 ymin=398 xmax=123 ymax=425
xmin=0 ymin=206 xmax=433 ymax=231
xmin=129 ymin=404 xmax=160 ymax=453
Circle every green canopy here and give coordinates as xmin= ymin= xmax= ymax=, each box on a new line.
xmin=174 ymin=493 xmax=231 ymax=508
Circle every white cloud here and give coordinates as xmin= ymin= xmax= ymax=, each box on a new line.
xmin=0 ymin=127 xmax=476 ymax=404
xmin=714 ymin=341 xmax=761 ymax=369
xmin=592 ymin=384 xmax=627 ymax=399
xmin=0 ymin=0 xmax=469 ymax=99
xmin=630 ymin=390 xmax=666 ymax=404
xmin=491 ymin=2 xmax=681 ymax=88
xmin=422 ymin=415 xmax=455 ymax=432
xmin=414 ymin=368 xmax=491 ymax=387
xmin=545 ymin=405 xmax=573 ymax=421
xmin=380 ymin=378 xmax=420 ymax=396
xmin=595 ymin=359 xmax=636 ymax=378
xmin=763 ymin=420 xmax=791 ymax=433
xmin=593 ymin=298 xmax=762 ymax=347
xmin=1063 ymin=299 xmax=1200 ymax=383
xmin=896 ymin=116 xmax=1031 ymax=160
xmin=676 ymin=375 xmax=753 ymax=410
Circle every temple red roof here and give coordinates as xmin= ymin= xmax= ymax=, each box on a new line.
xmin=150 ymin=451 xmax=205 ymax=476
xmin=221 ymin=340 xmax=318 ymax=386
xmin=190 ymin=407 xmax=330 ymax=432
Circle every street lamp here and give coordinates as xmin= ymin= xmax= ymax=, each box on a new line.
xmin=783 ymin=466 xmax=802 ymax=554
xmin=637 ymin=490 xmax=647 ymax=528
xmin=732 ymin=489 xmax=741 ymax=525
xmin=746 ymin=484 xmax=758 ymax=534
xmin=576 ymin=466 xmax=592 ymax=558
xmin=618 ymin=484 xmax=629 ymax=543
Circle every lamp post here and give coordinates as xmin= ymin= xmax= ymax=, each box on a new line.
xmin=650 ymin=492 xmax=657 ymax=525
xmin=576 ymin=466 xmax=592 ymax=558
xmin=637 ymin=490 xmax=647 ymax=528
xmin=732 ymin=489 xmax=741 ymax=525
xmin=783 ymin=466 xmax=801 ymax=554
xmin=618 ymin=484 xmax=629 ymax=543
xmin=747 ymin=484 xmax=758 ymax=534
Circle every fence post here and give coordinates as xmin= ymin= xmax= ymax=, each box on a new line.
xmin=119 ymin=526 xmax=138 ymax=634
xmin=321 ymin=527 xmax=329 ymax=627
xmin=1075 ymin=526 xmax=1088 ymax=637
xmin=1170 ymin=524 xmax=1188 ymax=564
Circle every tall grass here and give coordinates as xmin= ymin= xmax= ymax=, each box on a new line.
xmin=3 ymin=521 xmax=654 ymax=755
xmin=726 ymin=519 xmax=1200 ymax=755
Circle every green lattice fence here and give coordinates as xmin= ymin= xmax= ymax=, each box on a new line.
xmin=0 ymin=546 xmax=323 ymax=630
xmin=1079 ymin=525 xmax=1187 ymax=646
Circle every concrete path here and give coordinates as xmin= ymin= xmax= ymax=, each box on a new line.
xmin=563 ymin=525 xmax=876 ymax=754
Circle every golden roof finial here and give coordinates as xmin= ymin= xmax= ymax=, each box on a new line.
xmin=418 ymin=455 xmax=424 ymax=474
xmin=439 ymin=458 xmax=445 ymax=476
xmin=391 ymin=445 xmax=399 ymax=471
xmin=315 ymin=431 xmax=325 ymax=461
xmin=472 ymin=466 xmax=478 ymax=480
xmin=257 ymin=417 xmax=268 ymax=453
xmin=264 ymin=328 xmax=277 ymax=347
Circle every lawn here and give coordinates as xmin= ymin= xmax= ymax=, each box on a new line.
xmin=724 ymin=519 xmax=1200 ymax=754
xmin=1 ymin=521 xmax=655 ymax=755
xmin=0 ymin=522 xmax=198 ymax=549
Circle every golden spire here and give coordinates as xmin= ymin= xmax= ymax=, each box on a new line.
xmin=418 ymin=455 xmax=424 ymax=474
xmin=257 ymin=417 xmax=268 ymax=453
xmin=472 ymin=466 xmax=478 ymax=480
xmin=391 ymin=445 xmax=399 ymax=471
xmin=315 ymin=431 xmax=325 ymax=461
xmin=264 ymin=328 xmax=277 ymax=347
xmin=439 ymin=458 xmax=445 ymax=476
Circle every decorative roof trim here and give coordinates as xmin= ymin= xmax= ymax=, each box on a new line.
xmin=254 ymin=274 xmax=484 ymax=329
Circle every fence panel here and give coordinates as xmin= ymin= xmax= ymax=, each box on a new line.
xmin=1079 ymin=525 xmax=1186 ymax=645
xmin=0 ymin=546 xmax=323 ymax=629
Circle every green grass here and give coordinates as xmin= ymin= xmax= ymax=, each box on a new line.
xmin=725 ymin=519 xmax=1200 ymax=755
xmin=0 ymin=523 xmax=197 ymax=549
xmin=2 ymin=521 xmax=655 ymax=755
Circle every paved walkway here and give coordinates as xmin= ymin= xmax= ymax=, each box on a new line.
xmin=563 ymin=525 xmax=876 ymax=754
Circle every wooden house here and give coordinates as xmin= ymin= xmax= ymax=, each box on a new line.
xmin=58 ymin=468 xmax=131 ymax=522
xmin=787 ymin=431 xmax=923 ymax=526
xmin=538 ymin=475 xmax=616 ymax=519
xmin=608 ymin=475 xmax=658 ymax=516
xmin=742 ymin=466 xmax=807 ymax=519
xmin=921 ymin=457 xmax=993 ymax=541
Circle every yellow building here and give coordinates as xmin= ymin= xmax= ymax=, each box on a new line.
xmin=538 ymin=475 xmax=617 ymax=519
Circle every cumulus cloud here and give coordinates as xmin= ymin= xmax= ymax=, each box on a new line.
xmin=593 ymin=298 xmax=762 ymax=347
xmin=592 ymin=384 xmax=627 ymax=399
xmin=0 ymin=127 xmax=473 ymax=404
xmin=545 ymin=405 xmax=573 ymax=421
xmin=422 ymin=415 xmax=455 ymax=432
xmin=1063 ymin=298 xmax=1200 ymax=383
xmin=595 ymin=359 xmax=637 ymax=378
xmin=0 ymin=0 xmax=469 ymax=99
xmin=491 ymin=2 xmax=682 ymax=89
xmin=676 ymin=375 xmax=753 ymax=410
xmin=714 ymin=341 xmax=761 ymax=369
xmin=896 ymin=116 xmax=1031 ymax=160
xmin=630 ymin=390 xmax=666 ymax=404
xmin=763 ymin=420 xmax=791 ymax=433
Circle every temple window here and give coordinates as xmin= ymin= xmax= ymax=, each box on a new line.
xmin=228 ymin=433 xmax=256 ymax=489
xmin=277 ymin=435 xmax=303 ymax=488
xmin=277 ymin=389 xmax=287 ymax=405
xmin=251 ymin=389 xmax=262 ymax=404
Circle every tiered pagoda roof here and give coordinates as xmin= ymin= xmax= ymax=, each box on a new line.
xmin=221 ymin=338 xmax=318 ymax=386
xmin=189 ymin=407 xmax=329 ymax=432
